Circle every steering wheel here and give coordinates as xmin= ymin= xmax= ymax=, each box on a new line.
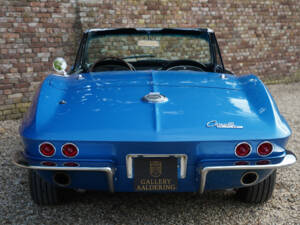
xmin=90 ymin=56 xmax=135 ymax=72
xmin=162 ymin=59 xmax=207 ymax=72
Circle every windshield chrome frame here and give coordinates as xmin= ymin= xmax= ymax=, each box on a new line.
xmin=71 ymin=28 xmax=224 ymax=74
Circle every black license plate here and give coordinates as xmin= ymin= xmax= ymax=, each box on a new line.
xmin=134 ymin=157 xmax=178 ymax=191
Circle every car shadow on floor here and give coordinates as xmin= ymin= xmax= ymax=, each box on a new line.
xmin=59 ymin=188 xmax=242 ymax=207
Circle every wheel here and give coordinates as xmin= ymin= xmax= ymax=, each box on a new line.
xmin=29 ymin=170 xmax=61 ymax=205
xmin=236 ymin=170 xmax=276 ymax=203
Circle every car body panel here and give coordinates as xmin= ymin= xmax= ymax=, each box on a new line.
xmin=14 ymin=28 xmax=296 ymax=195
xmin=20 ymin=71 xmax=290 ymax=142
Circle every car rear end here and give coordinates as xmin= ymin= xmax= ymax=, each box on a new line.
xmin=14 ymin=138 xmax=296 ymax=194
xmin=14 ymin=71 xmax=297 ymax=204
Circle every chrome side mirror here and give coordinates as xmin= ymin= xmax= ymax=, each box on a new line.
xmin=53 ymin=57 xmax=68 ymax=76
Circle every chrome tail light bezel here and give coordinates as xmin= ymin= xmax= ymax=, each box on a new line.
xmin=39 ymin=142 xmax=56 ymax=157
xmin=257 ymin=141 xmax=273 ymax=157
xmin=235 ymin=142 xmax=252 ymax=158
xmin=61 ymin=143 xmax=79 ymax=158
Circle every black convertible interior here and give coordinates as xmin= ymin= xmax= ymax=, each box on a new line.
xmin=89 ymin=57 xmax=215 ymax=73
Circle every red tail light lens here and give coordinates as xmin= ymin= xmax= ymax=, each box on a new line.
xmin=62 ymin=143 xmax=78 ymax=158
xmin=257 ymin=142 xmax=273 ymax=156
xmin=235 ymin=142 xmax=251 ymax=157
xmin=39 ymin=142 xmax=55 ymax=157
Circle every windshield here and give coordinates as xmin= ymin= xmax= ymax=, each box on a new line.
xmin=85 ymin=30 xmax=212 ymax=67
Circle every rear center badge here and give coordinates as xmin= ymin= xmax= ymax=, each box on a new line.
xmin=143 ymin=92 xmax=168 ymax=103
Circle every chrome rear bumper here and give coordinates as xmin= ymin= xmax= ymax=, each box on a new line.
xmin=199 ymin=151 xmax=297 ymax=193
xmin=13 ymin=150 xmax=296 ymax=194
xmin=12 ymin=151 xmax=115 ymax=192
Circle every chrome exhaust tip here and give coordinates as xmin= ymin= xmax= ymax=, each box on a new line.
xmin=241 ymin=171 xmax=259 ymax=186
xmin=53 ymin=172 xmax=71 ymax=187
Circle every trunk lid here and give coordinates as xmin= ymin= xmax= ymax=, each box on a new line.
xmin=43 ymin=71 xmax=268 ymax=141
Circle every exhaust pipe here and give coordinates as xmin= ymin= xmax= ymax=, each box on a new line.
xmin=241 ymin=171 xmax=259 ymax=186
xmin=53 ymin=172 xmax=71 ymax=187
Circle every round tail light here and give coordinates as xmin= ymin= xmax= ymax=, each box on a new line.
xmin=235 ymin=142 xmax=251 ymax=157
xmin=257 ymin=142 xmax=273 ymax=156
xmin=39 ymin=142 xmax=56 ymax=157
xmin=62 ymin=143 xmax=78 ymax=158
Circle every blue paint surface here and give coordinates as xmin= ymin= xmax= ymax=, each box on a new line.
xmin=20 ymin=70 xmax=291 ymax=192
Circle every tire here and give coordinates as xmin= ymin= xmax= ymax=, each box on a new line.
xmin=29 ymin=170 xmax=61 ymax=205
xmin=236 ymin=170 xmax=276 ymax=203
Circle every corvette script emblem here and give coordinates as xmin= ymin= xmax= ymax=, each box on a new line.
xmin=206 ymin=120 xmax=243 ymax=129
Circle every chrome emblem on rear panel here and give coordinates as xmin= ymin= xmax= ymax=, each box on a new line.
xmin=206 ymin=120 xmax=243 ymax=129
xmin=143 ymin=92 xmax=168 ymax=103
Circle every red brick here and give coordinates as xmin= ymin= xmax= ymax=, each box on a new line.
xmin=0 ymin=0 xmax=299 ymax=120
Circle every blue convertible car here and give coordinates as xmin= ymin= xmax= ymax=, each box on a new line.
xmin=13 ymin=28 xmax=296 ymax=205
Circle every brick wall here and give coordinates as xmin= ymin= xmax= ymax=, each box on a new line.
xmin=0 ymin=0 xmax=299 ymax=120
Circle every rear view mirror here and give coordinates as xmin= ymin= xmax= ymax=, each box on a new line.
xmin=53 ymin=57 xmax=68 ymax=76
